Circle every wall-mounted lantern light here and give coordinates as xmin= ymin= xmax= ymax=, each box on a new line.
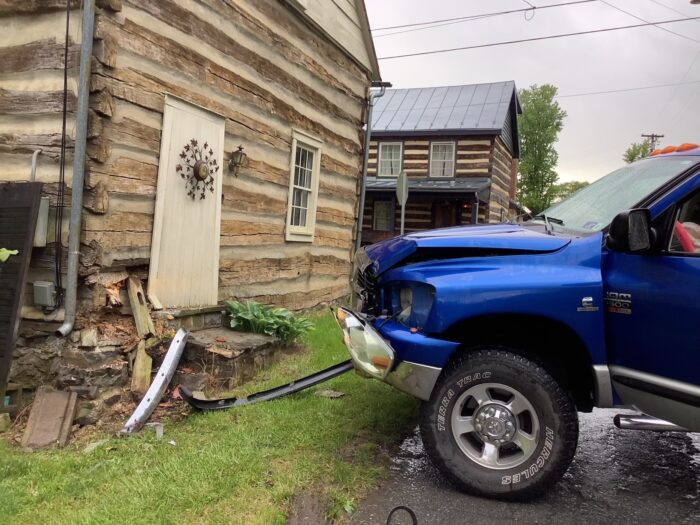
xmin=228 ymin=145 xmax=248 ymax=176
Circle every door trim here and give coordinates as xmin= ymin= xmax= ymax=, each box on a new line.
xmin=610 ymin=365 xmax=700 ymax=407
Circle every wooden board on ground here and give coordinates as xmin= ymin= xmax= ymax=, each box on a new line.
xmin=127 ymin=275 xmax=155 ymax=338
xmin=21 ymin=386 xmax=77 ymax=450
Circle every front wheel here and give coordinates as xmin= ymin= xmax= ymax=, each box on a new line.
xmin=420 ymin=348 xmax=578 ymax=500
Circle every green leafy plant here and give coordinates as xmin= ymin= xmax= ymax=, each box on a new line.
xmin=226 ymin=300 xmax=314 ymax=343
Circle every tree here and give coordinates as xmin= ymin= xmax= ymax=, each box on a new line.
xmin=551 ymin=180 xmax=589 ymax=203
xmin=623 ymin=139 xmax=652 ymax=163
xmin=517 ymin=84 xmax=567 ymax=214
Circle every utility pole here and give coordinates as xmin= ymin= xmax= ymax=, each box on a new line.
xmin=641 ymin=133 xmax=664 ymax=151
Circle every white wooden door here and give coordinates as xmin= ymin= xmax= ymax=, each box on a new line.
xmin=148 ymin=97 xmax=225 ymax=308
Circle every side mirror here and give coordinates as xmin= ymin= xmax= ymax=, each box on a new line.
xmin=606 ymin=208 xmax=654 ymax=253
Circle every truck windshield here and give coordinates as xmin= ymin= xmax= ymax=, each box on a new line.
xmin=530 ymin=156 xmax=699 ymax=234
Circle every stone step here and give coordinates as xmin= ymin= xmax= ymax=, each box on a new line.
xmin=177 ymin=327 xmax=299 ymax=392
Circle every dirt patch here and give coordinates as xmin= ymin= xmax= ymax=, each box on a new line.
xmin=287 ymin=492 xmax=329 ymax=525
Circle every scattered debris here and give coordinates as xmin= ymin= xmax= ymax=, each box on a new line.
xmin=105 ymin=283 xmax=123 ymax=307
xmin=130 ymin=340 xmax=152 ymax=398
xmin=127 ymin=275 xmax=155 ymax=338
xmin=21 ymin=386 xmax=78 ymax=450
xmin=314 ymin=389 xmax=345 ymax=399
xmin=145 ymin=422 xmax=164 ymax=440
xmin=168 ymin=439 xmax=176 ymax=446
xmin=121 ymin=329 xmax=187 ymax=434
xmin=83 ymin=438 xmax=109 ymax=454
xmin=0 ymin=413 xmax=11 ymax=432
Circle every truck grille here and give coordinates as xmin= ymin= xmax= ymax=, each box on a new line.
xmin=353 ymin=266 xmax=380 ymax=315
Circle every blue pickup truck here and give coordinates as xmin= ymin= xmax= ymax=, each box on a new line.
xmin=335 ymin=144 xmax=700 ymax=499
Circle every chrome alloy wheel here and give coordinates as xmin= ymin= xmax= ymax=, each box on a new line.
xmin=450 ymin=383 xmax=540 ymax=470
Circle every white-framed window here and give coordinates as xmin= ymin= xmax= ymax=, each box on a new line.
xmin=285 ymin=129 xmax=322 ymax=242
xmin=373 ymin=201 xmax=394 ymax=232
xmin=378 ymin=142 xmax=403 ymax=177
xmin=430 ymin=142 xmax=455 ymax=178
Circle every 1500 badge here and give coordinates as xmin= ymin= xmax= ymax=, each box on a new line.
xmin=605 ymin=291 xmax=632 ymax=315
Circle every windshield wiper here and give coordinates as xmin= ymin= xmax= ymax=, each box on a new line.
xmin=532 ymin=213 xmax=564 ymax=235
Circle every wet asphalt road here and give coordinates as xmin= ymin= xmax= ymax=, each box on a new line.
xmin=351 ymin=409 xmax=700 ymax=524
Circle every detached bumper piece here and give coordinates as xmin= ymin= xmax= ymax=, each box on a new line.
xmin=334 ymin=306 xmax=395 ymax=379
xmin=121 ymin=329 xmax=188 ymax=434
xmin=180 ymin=360 xmax=353 ymax=411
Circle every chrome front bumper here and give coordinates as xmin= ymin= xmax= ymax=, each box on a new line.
xmin=334 ymin=307 xmax=442 ymax=401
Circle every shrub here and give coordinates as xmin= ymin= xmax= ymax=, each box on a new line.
xmin=225 ymin=300 xmax=314 ymax=343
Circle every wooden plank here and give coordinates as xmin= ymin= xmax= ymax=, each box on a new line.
xmin=130 ymin=340 xmax=152 ymax=398
xmin=127 ymin=275 xmax=155 ymax=338
xmin=21 ymin=386 xmax=77 ymax=450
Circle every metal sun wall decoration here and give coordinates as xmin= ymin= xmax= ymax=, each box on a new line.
xmin=176 ymin=139 xmax=219 ymax=200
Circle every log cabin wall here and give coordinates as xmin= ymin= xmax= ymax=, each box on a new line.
xmin=0 ymin=4 xmax=83 ymax=321
xmin=489 ymin=136 xmax=517 ymax=223
xmin=2 ymin=0 xmax=375 ymax=314
xmin=86 ymin=0 xmax=370 ymax=311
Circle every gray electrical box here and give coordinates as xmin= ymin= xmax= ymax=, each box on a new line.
xmin=33 ymin=281 xmax=55 ymax=307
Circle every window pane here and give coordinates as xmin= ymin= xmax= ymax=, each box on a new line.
xmin=374 ymin=201 xmax=393 ymax=232
xmin=431 ymin=143 xmax=454 ymax=177
xmin=379 ymin=143 xmax=401 ymax=177
xmin=670 ymin=193 xmax=700 ymax=253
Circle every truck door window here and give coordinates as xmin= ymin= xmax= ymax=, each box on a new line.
xmin=669 ymin=192 xmax=700 ymax=254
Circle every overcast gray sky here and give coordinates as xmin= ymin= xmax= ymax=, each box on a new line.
xmin=365 ymin=0 xmax=700 ymax=183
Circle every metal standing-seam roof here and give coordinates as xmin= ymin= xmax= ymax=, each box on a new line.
xmin=371 ymin=81 xmax=520 ymax=135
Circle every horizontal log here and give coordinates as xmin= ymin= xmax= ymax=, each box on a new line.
xmin=83 ymin=211 xmax=153 ymax=232
xmin=320 ymin=154 xmax=359 ymax=180
xmin=0 ymin=132 xmax=72 ymax=160
xmin=316 ymin=206 xmax=355 ymax=227
xmin=220 ymin=219 xmax=284 ymax=246
xmin=319 ymin=179 xmax=356 ymax=202
xmin=0 ymin=39 xmax=80 ymax=74
xmin=0 ymin=0 xmax=78 ymax=15
xmin=222 ymin=184 xmax=286 ymax=215
xmin=0 ymin=89 xmax=75 ymax=114
xmin=105 ymin=117 xmax=161 ymax=154
xmin=228 ymin=282 xmax=349 ymax=312
xmin=314 ymin=227 xmax=352 ymax=250
xmin=219 ymin=254 xmax=350 ymax=286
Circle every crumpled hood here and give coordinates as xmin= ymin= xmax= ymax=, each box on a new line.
xmin=363 ymin=224 xmax=571 ymax=274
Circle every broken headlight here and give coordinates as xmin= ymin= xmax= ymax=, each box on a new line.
xmin=392 ymin=283 xmax=435 ymax=329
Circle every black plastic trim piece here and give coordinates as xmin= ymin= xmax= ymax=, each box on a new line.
xmin=612 ymin=374 xmax=700 ymax=408
xmin=181 ymin=360 xmax=354 ymax=411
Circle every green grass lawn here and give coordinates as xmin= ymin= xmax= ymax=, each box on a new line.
xmin=0 ymin=312 xmax=418 ymax=524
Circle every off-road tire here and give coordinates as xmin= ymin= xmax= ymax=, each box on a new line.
xmin=420 ymin=348 xmax=578 ymax=500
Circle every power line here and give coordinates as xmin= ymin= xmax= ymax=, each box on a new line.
xmin=375 ymin=13 xmax=497 ymax=39
xmin=556 ymin=79 xmax=700 ymax=98
xmin=600 ymin=0 xmax=700 ymax=44
xmin=371 ymin=0 xmax=596 ymax=32
xmin=377 ymin=16 xmax=700 ymax=61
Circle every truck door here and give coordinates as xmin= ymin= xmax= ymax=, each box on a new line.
xmin=603 ymin=178 xmax=700 ymax=430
